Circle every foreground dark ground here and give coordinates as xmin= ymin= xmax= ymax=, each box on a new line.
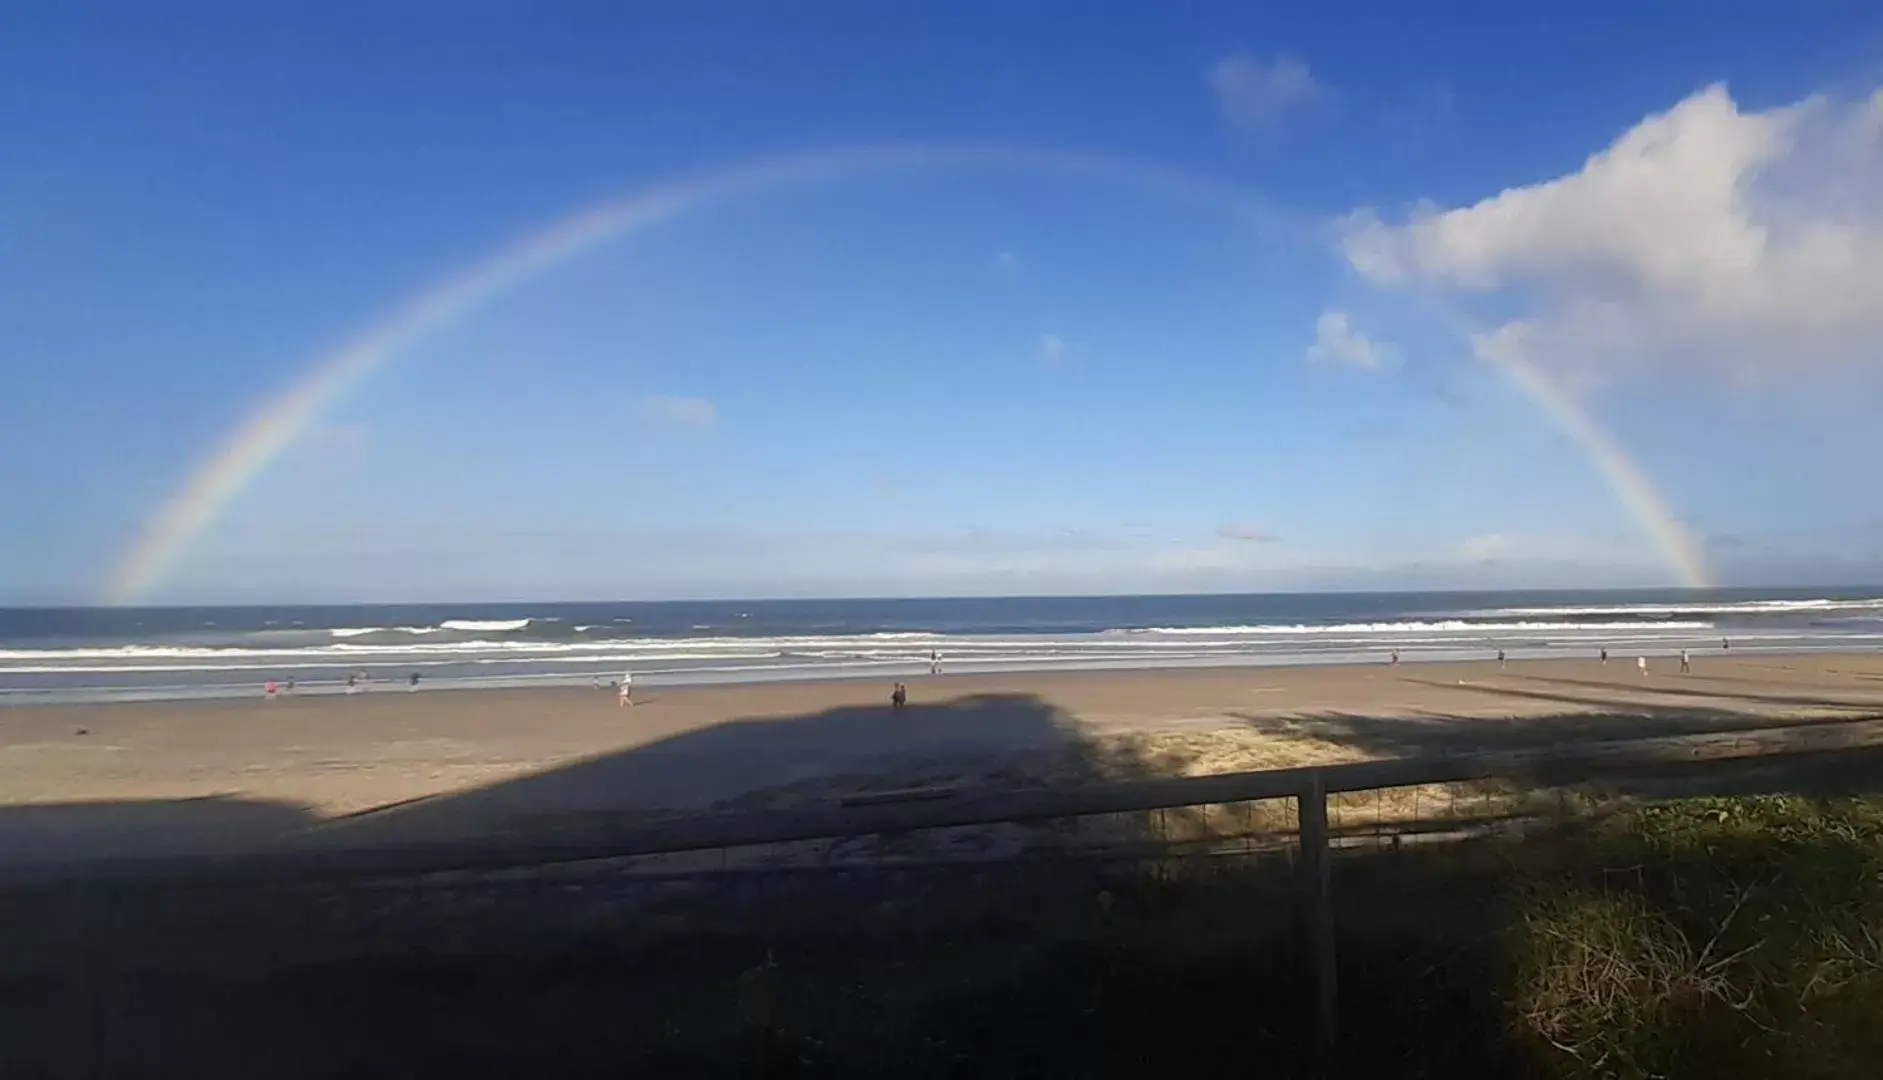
xmin=7 ymin=766 xmax=1883 ymax=1078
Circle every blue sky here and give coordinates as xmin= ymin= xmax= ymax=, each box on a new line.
xmin=5 ymin=2 xmax=1883 ymax=603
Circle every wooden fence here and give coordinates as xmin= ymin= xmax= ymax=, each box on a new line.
xmin=15 ymin=713 xmax=1883 ymax=1078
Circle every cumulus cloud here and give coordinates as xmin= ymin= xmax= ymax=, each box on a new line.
xmin=1209 ymin=52 xmax=1322 ymax=131
xmin=1306 ymin=310 xmax=1399 ymax=370
xmin=1217 ymin=524 xmax=1283 ymax=542
xmin=638 ymin=395 xmax=718 ymax=429
xmin=1342 ymin=83 xmax=1883 ymax=382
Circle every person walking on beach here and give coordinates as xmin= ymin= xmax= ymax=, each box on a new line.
xmin=929 ymin=649 xmax=942 ymax=676
xmin=1680 ymin=649 xmax=1691 ymax=674
xmin=891 ymin=683 xmax=907 ymax=711
xmin=1600 ymin=647 xmax=1609 ymax=664
xmin=1637 ymin=655 xmax=1649 ymax=677
xmin=409 ymin=671 xmax=421 ymax=691
xmin=1497 ymin=648 xmax=1506 ymax=668
xmin=1389 ymin=648 xmax=1400 ymax=666
xmin=618 ymin=670 xmax=633 ymax=708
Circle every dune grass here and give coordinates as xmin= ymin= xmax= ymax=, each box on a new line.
xmin=609 ymin=793 xmax=1883 ymax=1078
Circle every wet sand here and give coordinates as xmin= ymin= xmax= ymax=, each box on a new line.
xmin=5 ymin=652 xmax=1883 ymax=863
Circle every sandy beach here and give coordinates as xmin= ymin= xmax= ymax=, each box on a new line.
xmin=5 ymin=652 xmax=1883 ymax=864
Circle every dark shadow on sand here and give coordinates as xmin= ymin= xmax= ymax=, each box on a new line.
xmin=0 ymin=796 xmax=317 ymax=865
xmin=1232 ymin=702 xmax=1882 ymax=760
xmin=311 ymin=691 xmax=1166 ymax=848
xmin=1520 ymin=671 xmax=1883 ymax=712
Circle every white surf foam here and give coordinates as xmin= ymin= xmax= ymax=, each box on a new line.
xmin=438 ymin=618 xmax=532 ymax=632
xmin=1485 ymin=598 xmax=1883 ymax=618
xmin=1129 ymin=620 xmax=1715 ymax=636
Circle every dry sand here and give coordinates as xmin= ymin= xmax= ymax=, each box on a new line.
xmin=6 ymin=652 xmax=1883 ymax=864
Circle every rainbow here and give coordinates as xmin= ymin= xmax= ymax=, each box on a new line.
xmin=103 ymin=144 xmax=1708 ymax=602
xmin=1474 ymin=328 xmax=1711 ymax=587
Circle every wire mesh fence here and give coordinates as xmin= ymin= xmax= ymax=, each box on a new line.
xmin=12 ymin=718 xmax=1854 ymax=1078
xmin=0 ymin=771 xmax=1627 ymax=1072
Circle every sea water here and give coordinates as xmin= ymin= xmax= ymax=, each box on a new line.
xmin=3 ymin=589 xmax=1880 ymax=704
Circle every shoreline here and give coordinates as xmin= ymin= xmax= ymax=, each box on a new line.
xmin=1 ymin=640 xmax=1852 ymax=706
xmin=0 ymin=637 xmax=1844 ymax=708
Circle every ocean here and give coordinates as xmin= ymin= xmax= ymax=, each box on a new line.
xmin=3 ymin=588 xmax=1881 ymax=705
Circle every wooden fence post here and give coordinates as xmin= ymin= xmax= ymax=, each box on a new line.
xmin=1298 ymin=774 xmax=1337 ymax=1076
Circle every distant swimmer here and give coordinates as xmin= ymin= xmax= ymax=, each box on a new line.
xmin=891 ymin=683 xmax=907 ymax=711
xmin=1722 ymin=638 xmax=1731 ymax=650
xmin=618 ymin=671 xmax=633 ymax=707
xmin=1637 ymin=656 xmax=1649 ymax=677
xmin=1680 ymin=649 xmax=1691 ymax=674
xmin=284 ymin=677 xmax=296 ymax=694
xmin=1600 ymin=648 xmax=1609 ymax=664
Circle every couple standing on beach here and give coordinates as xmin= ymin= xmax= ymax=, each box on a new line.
xmin=890 ymin=650 xmax=943 ymax=712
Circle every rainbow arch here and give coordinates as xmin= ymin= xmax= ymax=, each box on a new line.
xmin=102 ymin=144 xmax=1708 ymax=602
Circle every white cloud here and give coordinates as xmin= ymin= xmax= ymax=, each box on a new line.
xmin=1216 ymin=524 xmax=1283 ymax=542
xmin=638 ymin=395 xmax=718 ymax=429
xmin=144 ymin=517 xmax=1733 ymax=605
xmin=1342 ymin=83 xmax=1883 ymax=382
xmin=1039 ymin=333 xmax=1067 ymax=363
xmin=1457 ymin=532 xmax=1515 ymax=562
xmin=1306 ymin=310 xmax=1399 ymax=370
xmin=1150 ymin=547 xmax=1247 ymax=573
xmin=1208 ymin=52 xmax=1322 ymax=131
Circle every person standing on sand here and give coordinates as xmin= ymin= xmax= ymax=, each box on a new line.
xmin=1389 ymin=648 xmax=1399 ymax=666
xmin=346 ymin=673 xmax=358 ymax=695
xmin=1600 ymin=647 xmax=1609 ymax=664
xmin=1638 ymin=655 xmax=1649 ymax=677
xmin=1680 ymin=649 xmax=1691 ymax=674
xmin=618 ymin=670 xmax=633 ymax=708
xmin=1497 ymin=648 xmax=1506 ymax=667
xmin=891 ymin=683 xmax=907 ymax=711
xmin=929 ymin=649 xmax=941 ymax=676
xmin=409 ymin=671 xmax=421 ymax=691
xmin=264 ymin=679 xmax=278 ymax=700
